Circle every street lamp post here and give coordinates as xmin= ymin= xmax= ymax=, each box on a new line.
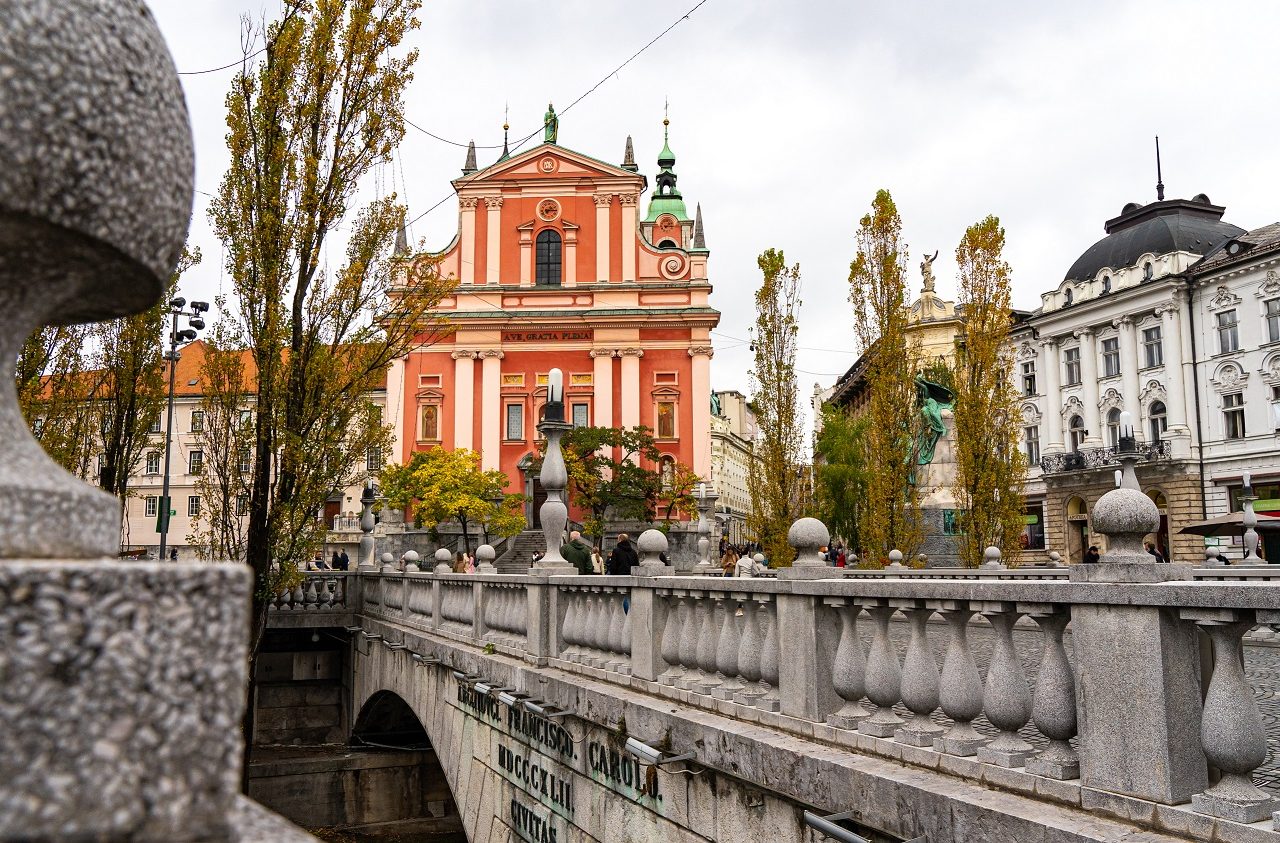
xmin=157 ymin=296 xmax=208 ymax=561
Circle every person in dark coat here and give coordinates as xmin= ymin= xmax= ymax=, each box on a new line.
xmin=562 ymin=530 xmax=594 ymax=575
xmin=607 ymin=533 xmax=638 ymax=575
xmin=1083 ymin=545 xmax=1100 ymax=564
xmin=338 ymin=550 xmax=350 ymax=570
xmin=331 ymin=551 xmax=343 ymax=570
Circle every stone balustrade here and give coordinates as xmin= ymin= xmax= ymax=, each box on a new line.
xmin=353 ymin=560 xmax=1280 ymax=835
xmin=270 ymin=572 xmax=354 ymax=611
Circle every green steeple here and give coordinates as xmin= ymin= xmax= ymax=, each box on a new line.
xmin=645 ymin=113 xmax=689 ymax=222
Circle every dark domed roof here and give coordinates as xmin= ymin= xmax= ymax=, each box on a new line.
xmin=1064 ymin=196 xmax=1244 ymax=282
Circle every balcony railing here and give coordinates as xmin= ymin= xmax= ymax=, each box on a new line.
xmin=1039 ymin=439 xmax=1168 ymax=474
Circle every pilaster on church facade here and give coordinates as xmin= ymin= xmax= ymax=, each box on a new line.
xmin=390 ymin=111 xmax=719 ymax=525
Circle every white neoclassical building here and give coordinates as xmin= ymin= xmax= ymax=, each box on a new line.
xmin=1011 ymin=192 xmax=1252 ymax=563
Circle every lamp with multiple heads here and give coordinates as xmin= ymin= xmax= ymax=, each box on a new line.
xmin=523 ymin=700 xmax=569 ymax=719
xmin=623 ymin=737 xmax=695 ymax=767
xmin=410 ymin=652 xmax=440 ymax=666
xmin=156 ymin=295 xmax=211 ymax=561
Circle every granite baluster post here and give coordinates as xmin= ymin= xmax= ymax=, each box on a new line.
xmin=1181 ymin=609 xmax=1278 ymax=822
xmin=894 ymin=601 xmax=943 ymax=746
xmin=859 ymin=601 xmax=904 ymax=737
xmin=930 ymin=600 xmax=985 ymax=756
xmin=824 ymin=598 xmax=869 ymax=729
xmin=1023 ymin=604 xmax=1079 ymax=779
xmin=977 ymin=602 xmax=1034 ymax=767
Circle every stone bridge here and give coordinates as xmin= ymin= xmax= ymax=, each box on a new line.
xmin=267 ymin=558 xmax=1280 ymax=843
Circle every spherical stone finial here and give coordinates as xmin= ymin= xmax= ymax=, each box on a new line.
xmin=434 ymin=548 xmax=452 ymax=564
xmin=1048 ymin=551 xmax=1063 ymax=567
xmin=982 ymin=546 xmax=1004 ymax=568
xmin=0 ymin=0 xmax=194 ymax=322
xmin=887 ymin=549 xmax=904 ymax=567
xmin=787 ymin=517 xmax=831 ymax=566
xmin=1090 ymin=487 xmax=1161 ymax=561
xmin=401 ymin=550 xmax=420 ymax=572
xmin=637 ymin=529 xmax=668 ymax=567
xmin=476 ymin=545 xmax=496 ymax=563
xmin=381 ymin=553 xmax=395 ymax=564
xmin=0 ymin=0 xmax=194 ymax=560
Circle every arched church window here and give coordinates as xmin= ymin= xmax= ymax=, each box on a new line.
xmin=1149 ymin=401 xmax=1167 ymax=444
xmin=536 ymin=230 xmax=562 ymax=287
xmin=658 ymin=239 xmax=678 ymax=249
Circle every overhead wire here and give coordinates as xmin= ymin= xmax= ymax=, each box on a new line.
xmin=179 ymin=45 xmax=268 ymax=75
xmin=403 ymin=0 xmax=712 ymax=232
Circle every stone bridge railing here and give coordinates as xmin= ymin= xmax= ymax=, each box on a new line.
xmin=349 ymin=556 xmax=1280 ymax=839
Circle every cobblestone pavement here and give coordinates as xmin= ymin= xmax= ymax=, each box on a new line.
xmin=869 ymin=620 xmax=1280 ymax=793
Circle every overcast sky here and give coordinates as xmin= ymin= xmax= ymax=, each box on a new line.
xmin=152 ymin=0 xmax=1280 ymax=410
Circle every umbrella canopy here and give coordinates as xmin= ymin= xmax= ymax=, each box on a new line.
xmin=1178 ymin=510 xmax=1280 ymax=537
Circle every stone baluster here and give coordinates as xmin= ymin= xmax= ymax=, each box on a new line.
xmin=1023 ymin=604 xmax=1078 ymax=779
xmin=893 ymin=600 xmax=942 ymax=746
xmin=592 ymin=591 xmax=613 ymax=667
xmin=559 ymin=589 xmax=581 ymax=660
xmin=711 ymin=594 xmax=744 ymax=701
xmin=317 ymin=577 xmax=333 ymax=608
xmin=676 ymin=591 xmax=705 ymax=690
xmin=757 ymin=596 xmax=781 ymax=712
xmin=859 ymin=601 xmax=904 ymax=737
xmin=734 ymin=597 xmax=765 ymax=705
xmin=930 ymin=600 xmax=985 ymax=756
xmin=824 ymin=598 xmax=868 ymax=729
xmin=977 ymin=602 xmax=1034 ymax=767
xmin=1181 ymin=608 xmax=1278 ymax=823
xmin=276 ymin=585 xmax=291 ymax=611
xmin=577 ymin=589 xmax=598 ymax=664
xmin=620 ymin=597 xmax=633 ymax=667
xmin=658 ymin=592 xmax=685 ymax=685
xmin=291 ymin=581 xmax=306 ymax=609
xmin=694 ymin=593 xmax=722 ymax=695
xmin=606 ymin=591 xmax=627 ymax=672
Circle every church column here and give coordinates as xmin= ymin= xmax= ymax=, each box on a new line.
xmin=1040 ymin=338 xmax=1063 ymax=452
xmin=1076 ymin=328 xmax=1102 ymax=446
xmin=591 ymin=349 xmax=615 ymax=429
xmin=386 ymin=356 xmax=406 ymax=463
xmin=1116 ymin=315 xmax=1141 ymax=427
xmin=518 ymin=227 xmax=533 ymax=286
xmin=563 ymin=225 xmax=578 ymax=286
xmin=452 ymin=350 xmax=476 ymax=450
xmin=480 ymin=350 xmax=504 ymax=470
xmin=1158 ymin=301 xmax=1189 ymax=432
xmin=594 ymin=193 xmax=613 ymax=282
xmin=459 ymin=197 xmax=478 ymax=284
xmin=619 ymin=348 xmax=643 ymax=429
xmin=689 ymin=346 xmax=713 ymax=478
xmin=484 ymin=196 xmax=503 ymax=285
xmin=619 ymin=193 xmax=638 ymax=282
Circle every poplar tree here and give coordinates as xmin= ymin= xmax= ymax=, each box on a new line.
xmin=16 ymin=326 xmax=98 ymax=480
xmin=848 ymin=190 xmax=924 ymax=563
xmin=206 ymin=0 xmax=451 ymax=736
xmin=746 ymin=249 xmax=804 ymax=566
xmin=951 ymin=216 xmax=1026 ymax=566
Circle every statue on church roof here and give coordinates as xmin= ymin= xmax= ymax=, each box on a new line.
xmin=543 ymin=102 xmax=558 ymax=144
xmin=710 ymin=391 xmax=722 ymax=417
xmin=920 ymin=250 xmax=939 ymax=294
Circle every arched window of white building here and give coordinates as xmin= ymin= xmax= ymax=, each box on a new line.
xmin=1149 ymin=401 xmax=1167 ymax=444
xmin=1069 ymin=415 xmax=1086 ymax=451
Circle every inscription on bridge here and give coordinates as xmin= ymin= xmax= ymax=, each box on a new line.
xmin=450 ymin=672 xmax=672 ymax=838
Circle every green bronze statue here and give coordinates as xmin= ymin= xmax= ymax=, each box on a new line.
xmin=543 ymin=102 xmax=558 ymax=144
xmin=915 ymin=375 xmax=955 ymax=466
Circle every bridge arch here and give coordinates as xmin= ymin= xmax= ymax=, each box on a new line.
xmin=347 ymin=687 xmax=464 ymax=840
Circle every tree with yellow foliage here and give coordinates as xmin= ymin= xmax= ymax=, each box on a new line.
xmin=746 ymin=249 xmax=805 ymax=566
xmin=950 ymin=216 xmax=1026 ymax=566
xmin=848 ymin=190 xmax=924 ymax=563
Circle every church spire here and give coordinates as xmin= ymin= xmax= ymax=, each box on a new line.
xmin=645 ymin=105 xmax=689 ymax=223
xmin=394 ymin=212 xmax=410 ymax=257
xmin=692 ymin=203 xmax=706 ymax=250
xmin=622 ymin=135 xmax=637 ymax=172
xmin=462 ymin=140 xmax=477 ymax=175
xmin=498 ymin=104 xmax=510 ymax=162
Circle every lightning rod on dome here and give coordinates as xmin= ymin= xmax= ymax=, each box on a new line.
xmin=1155 ymin=135 xmax=1165 ymax=202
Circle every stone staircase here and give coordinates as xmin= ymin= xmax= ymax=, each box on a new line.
xmin=494 ymin=530 xmax=546 ymax=573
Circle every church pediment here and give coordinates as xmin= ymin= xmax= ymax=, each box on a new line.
xmin=457 ymin=143 xmax=641 ymax=186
